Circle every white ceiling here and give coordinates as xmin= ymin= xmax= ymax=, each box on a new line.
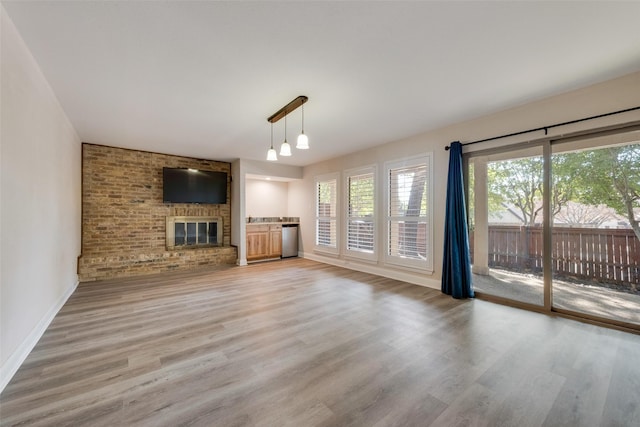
xmin=4 ymin=1 xmax=640 ymax=166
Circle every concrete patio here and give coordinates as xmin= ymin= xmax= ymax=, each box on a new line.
xmin=473 ymin=268 xmax=640 ymax=325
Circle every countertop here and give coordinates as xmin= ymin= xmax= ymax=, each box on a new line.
xmin=246 ymin=216 xmax=300 ymax=226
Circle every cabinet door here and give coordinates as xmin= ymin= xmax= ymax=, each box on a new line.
xmin=269 ymin=230 xmax=282 ymax=257
xmin=247 ymin=232 xmax=269 ymax=260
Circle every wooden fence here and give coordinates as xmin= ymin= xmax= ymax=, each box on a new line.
xmin=470 ymin=226 xmax=640 ymax=288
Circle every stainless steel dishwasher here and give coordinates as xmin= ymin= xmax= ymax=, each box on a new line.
xmin=281 ymin=224 xmax=298 ymax=258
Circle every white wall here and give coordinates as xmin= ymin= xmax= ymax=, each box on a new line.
xmin=0 ymin=6 xmax=82 ymax=391
xmin=245 ymin=179 xmax=289 ymax=218
xmin=294 ymin=71 xmax=640 ymax=288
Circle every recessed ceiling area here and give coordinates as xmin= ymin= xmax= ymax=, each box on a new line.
xmin=3 ymin=1 xmax=640 ymax=166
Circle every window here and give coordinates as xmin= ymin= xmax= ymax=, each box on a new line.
xmin=385 ymin=155 xmax=433 ymax=271
xmin=315 ymin=173 xmax=339 ymax=253
xmin=345 ymin=166 xmax=376 ymax=259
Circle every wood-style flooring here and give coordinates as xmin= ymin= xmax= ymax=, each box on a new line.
xmin=1 ymin=258 xmax=639 ymax=426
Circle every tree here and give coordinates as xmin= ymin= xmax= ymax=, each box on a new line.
xmin=484 ymin=144 xmax=639 ymax=238
xmin=487 ymin=155 xmax=576 ymax=226
xmin=488 ymin=157 xmax=543 ymax=225
xmin=571 ymin=144 xmax=640 ymax=240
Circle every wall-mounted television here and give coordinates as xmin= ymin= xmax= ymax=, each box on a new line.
xmin=163 ymin=167 xmax=228 ymax=204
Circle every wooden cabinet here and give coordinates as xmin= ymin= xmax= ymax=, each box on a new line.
xmin=246 ymin=225 xmax=269 ymax=260
xmin=246 ymin=224 xmax=282 ymax=261
xmin=269 ymin=225 xmax=282 ymax=257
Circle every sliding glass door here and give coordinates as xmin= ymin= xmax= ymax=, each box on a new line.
xmin=468 ymin=145 xmax=545 ymax=307
xmin=467 ymin=126 xmax=640 ymax=329
xmin=551 ymin=131 xmax=640 ymax=326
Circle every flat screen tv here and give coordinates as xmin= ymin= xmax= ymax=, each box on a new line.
xmin=163 ymin=168 xmax=228 ymax=204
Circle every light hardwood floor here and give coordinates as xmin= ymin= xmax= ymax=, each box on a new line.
xmin=1 ymin=258 xmax=639 ymax=426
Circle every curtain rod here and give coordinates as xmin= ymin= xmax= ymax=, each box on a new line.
xmin=444 ymin=105 xmax=640 ymax=151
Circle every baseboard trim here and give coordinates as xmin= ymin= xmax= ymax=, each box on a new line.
xmin=301 ymin=252 xmax=441 ymax=290
xmin=0 ymin=280 xmax=78 ymax=393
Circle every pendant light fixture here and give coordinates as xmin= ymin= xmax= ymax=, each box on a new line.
xmin=279 ymin=112 xmax=292 ymax=156
xmin=266 ymin=122 xmax=277 ymax=161
xmin=296 ymin=102 xmax=309 ymax=149
xmin=266 ymin=95 xmax=308 ymax=161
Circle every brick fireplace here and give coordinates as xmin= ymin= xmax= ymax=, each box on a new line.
xmin=78 ymin=144 xmax=237 ymax=281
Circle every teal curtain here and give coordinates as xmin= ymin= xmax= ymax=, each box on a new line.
xmin=442 ymin=141 xmax=474 ymax=299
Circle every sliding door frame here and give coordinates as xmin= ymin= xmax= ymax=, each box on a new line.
xmin=464 ymin=121 xmax=640 ymax=334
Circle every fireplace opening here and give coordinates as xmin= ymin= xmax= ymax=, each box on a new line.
xmin=166 ymin=216 xmax=222 ymax=249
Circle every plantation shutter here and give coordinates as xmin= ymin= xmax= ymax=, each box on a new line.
xmin=387 ymin=163 xmax=429 ymax=263
xmin=316 ymin=178 xmax=337 ymax=248
xmin=347 ymin=172 xmax=375 ymax=253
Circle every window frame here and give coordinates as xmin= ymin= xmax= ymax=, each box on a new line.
xmin=384 ymin=154 xmax=434 ymax=272
xmin=343 ymin=165 xmax=377 ymax=261
xmin=314 ymin=172 xmax=340 ymax=255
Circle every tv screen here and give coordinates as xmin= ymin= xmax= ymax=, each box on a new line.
xmin=163 ymin=168 xmax=228 ymax=204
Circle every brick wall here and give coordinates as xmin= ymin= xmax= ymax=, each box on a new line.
xmin=78 ymin=144 xmax=237 ymax=280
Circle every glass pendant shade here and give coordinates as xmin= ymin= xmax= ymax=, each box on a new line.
xmin=267 ymin=122 xmax=277 ymax=161
xmin=296 ymin=102 xmax=309 ymax=149
xmin=279 ymin=112 xmax=292 ymax=156
xmin=280 ymin=141 xmax=292 ymax=156
xmin=296 ymin=132 xmax=309 ymax=149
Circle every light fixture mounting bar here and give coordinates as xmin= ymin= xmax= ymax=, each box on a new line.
xmin=267 ymin=95 xmax=308 ymax=123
